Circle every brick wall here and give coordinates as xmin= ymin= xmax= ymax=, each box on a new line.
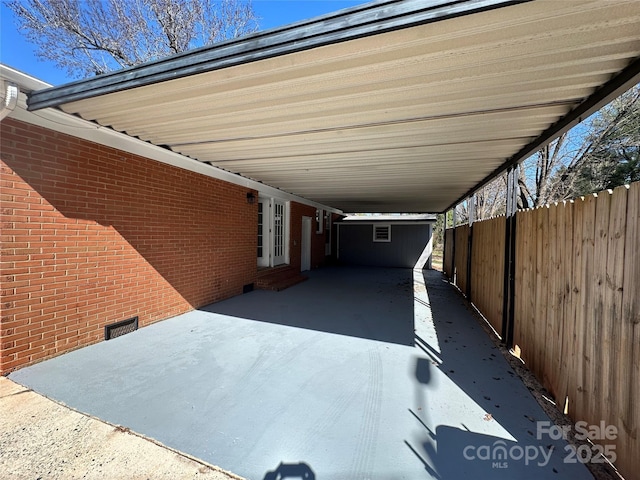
xmin=289 ymin=203 xmax=328 ymax=270
xmin=0 ymin=118 xmax=257 ymax=373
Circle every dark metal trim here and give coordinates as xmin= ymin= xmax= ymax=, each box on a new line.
xmin=466 ymin=195 xmax=475 ymax=299
xmin=466 ymin=224 xmax=473 ymax=299
xmin=451 ymin=227 xmax=456 ymax=283
xmin=444 ymin=56 xmax=640 ymax=213
xmin=506 ymin=208 xmax=517 ymax=347
xmin=500 ymin=167 xmax=518 ymax=345
xmin=450 ymin=208 xmax=457 ymax=283
xmin=442 ymin=217 xmax=447 ymax=275
xmin=27 ymin=0 xmax=527 ymax=111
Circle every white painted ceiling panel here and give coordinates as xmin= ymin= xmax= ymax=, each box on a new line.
xmin=38 ymin=0 xmax=640 ymax=212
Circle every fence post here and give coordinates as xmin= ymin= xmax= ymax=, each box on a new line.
xmin=443 ymin=212 xmax=448 ymax=275
xmin=451 ymin=207 xmax=457 ymax=283
xmin=466 ymin=195 xmax=475 ymax=300
xmin=501 ymin=166 xmax=519 ymax=347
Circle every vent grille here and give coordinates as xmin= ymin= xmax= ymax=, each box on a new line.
xmin=105 ymin=317 xmax=138 ymax=340
xmin=373 ymin=225 xmax=391 ymax=242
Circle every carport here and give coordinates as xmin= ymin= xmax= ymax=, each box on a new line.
xmin=6 ymin=0 xmax=640 ymax=478
xmin=10 ymin=266 xmax=593 ymax=479
xmin=25 ymin=0 xmax=640 ymax=214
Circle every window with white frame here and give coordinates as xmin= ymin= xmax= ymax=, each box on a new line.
xmin=257 ymin=201 xmax=264 ymax=258
xmin=373 ymin=224 xmax=391 ymax=242
xmin=273 ymin=201 xmax=285 ymax=262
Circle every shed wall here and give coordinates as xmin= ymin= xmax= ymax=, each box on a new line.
xmin=338 ymin=223 xmax=431 ymax=268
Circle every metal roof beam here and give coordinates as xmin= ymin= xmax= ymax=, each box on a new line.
xmin=444 ymin=56 xmax=640 ymax=213
xmin=27 ymin=0 xmax=527 ymax=111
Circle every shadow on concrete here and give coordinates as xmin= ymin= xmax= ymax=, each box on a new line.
xmin=201 ymin=266 xmax=416 ymax=346
xmin=404 ymin=268 xmax=592 ymax=479
xmin=1 ymin=137 xmax=256 ymax=312
xmin=263 ymin=462 xmax=315 ymax=479
xmin=9 ymin=266 xmax=594 ymax=479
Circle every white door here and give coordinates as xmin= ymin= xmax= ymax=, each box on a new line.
xmin=301 ymin=216 xmax=312 ymax=272
xmin=273 ymin=199 xmax=286 ymax=266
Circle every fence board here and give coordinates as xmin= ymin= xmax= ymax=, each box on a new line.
xmin=452 ymin=182 xmax=639 ymax=479
xmin=617 ymin=182 xmax=639 ymax=478
xmin=578 ymin=193 xmax=597 ymax=429
xmin=568 ymin=197 xmax=584 ymax=418
xmin=534 ymin=206 xmax=549 ymax=382
xmin=546 ymin=203 xmax=559 ymax=396
xmin=444 ymin=228 xmax=454 ymax=278
xmin=515 ymin=208 xmax=537 ymax=366
xmin=591 ymin=192 xmax=611 ymax=425
xmin=557 ymin=200 xmax=574 ymax=411
xmin=520 ymin=209 xmax=535 ymax=367
xmin=603 ymin=187 xmax=626 ymax=432
xmin=454 ymin=224 xmax=469 ymax=295
xmin=518 ymin=209 xmax=535 ymax=367
xmin=470 ymin=216 xmax=504 ymax=333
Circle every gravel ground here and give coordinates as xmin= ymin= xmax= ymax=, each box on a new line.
xmin=0 ymin=377 xmax=245 ymax=480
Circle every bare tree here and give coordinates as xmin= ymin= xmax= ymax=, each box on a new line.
xmin=5 ymin=0 xmax=259 ymax=78
xmin=474 ymin=174 xmax=508 ymax=220
xmin=447 ymin=84 xmax=640 ymax=219
xmin=447 ymin=174 xmax=508 ymax=227
xmin=566 ymin=85 xmax=640 ymax=196
xmin=518 ymin=84 xmax=640 ymax=208
xmin=516 ymin=133 xmax=569 ymax=209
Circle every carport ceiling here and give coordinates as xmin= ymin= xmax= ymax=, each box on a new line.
xmin=28 ymin=0 xmax=640 ymax=213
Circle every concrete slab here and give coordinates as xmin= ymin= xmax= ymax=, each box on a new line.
xmin=0 ymin=377 xmax=243 ymax=479
xmin=9 ymin=267 xmax=592 ymax=480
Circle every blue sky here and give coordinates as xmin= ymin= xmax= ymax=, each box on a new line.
xmin=0 ymin=0 xmax=367 ymax=86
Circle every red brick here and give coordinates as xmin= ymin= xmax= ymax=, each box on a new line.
xmin=0 ymin=118 xmax=263 ymax=373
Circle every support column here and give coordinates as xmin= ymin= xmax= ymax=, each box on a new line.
xmin=466 ymin=195 xmax=475 ymax=299
xmin=451 ymin=207 xmax=457 ymax=283
xmin=443 ymin=213 xmax=447 ymax=275
xmin=501 ymin=166 xmax=519 ymax=347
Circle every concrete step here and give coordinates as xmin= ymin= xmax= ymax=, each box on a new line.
xmin=256 ymin=267 xmax=308 ymax=291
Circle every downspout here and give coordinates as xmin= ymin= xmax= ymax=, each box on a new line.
xmin=0 ymin=81 xmax=19 ymax=121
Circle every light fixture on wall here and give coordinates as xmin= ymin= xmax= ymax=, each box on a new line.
xmin=247 ymin=192 xmax=256 ymax=204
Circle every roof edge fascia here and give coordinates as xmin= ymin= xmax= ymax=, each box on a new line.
xmin=1 ymin=65 xmax=341 ymax=213
xmin=27 ymin=0 xmax=528 ymax=111
xmin=337 ymin=221 xmax=435 ymax=225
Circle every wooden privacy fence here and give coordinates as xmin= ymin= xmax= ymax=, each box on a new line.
xmin=443 ymin=182 xmax=639 ymax=480
xmin=470 ymin=216 xmax=505 ymax=334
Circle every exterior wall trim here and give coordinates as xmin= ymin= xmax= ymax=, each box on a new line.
xmin=336 ymin=221 xmax=434 ymax=226
xmin=1 ymin=65 xmax=341 ymax=214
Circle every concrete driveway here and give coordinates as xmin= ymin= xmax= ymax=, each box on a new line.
xmin=9 ymin=267 xmax=592 ymax=479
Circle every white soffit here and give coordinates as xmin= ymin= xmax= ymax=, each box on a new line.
xmin=33 ymin=0 xmax=640 ymax=212
xmin=0 ymin=65 xmax=339 ymax=212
